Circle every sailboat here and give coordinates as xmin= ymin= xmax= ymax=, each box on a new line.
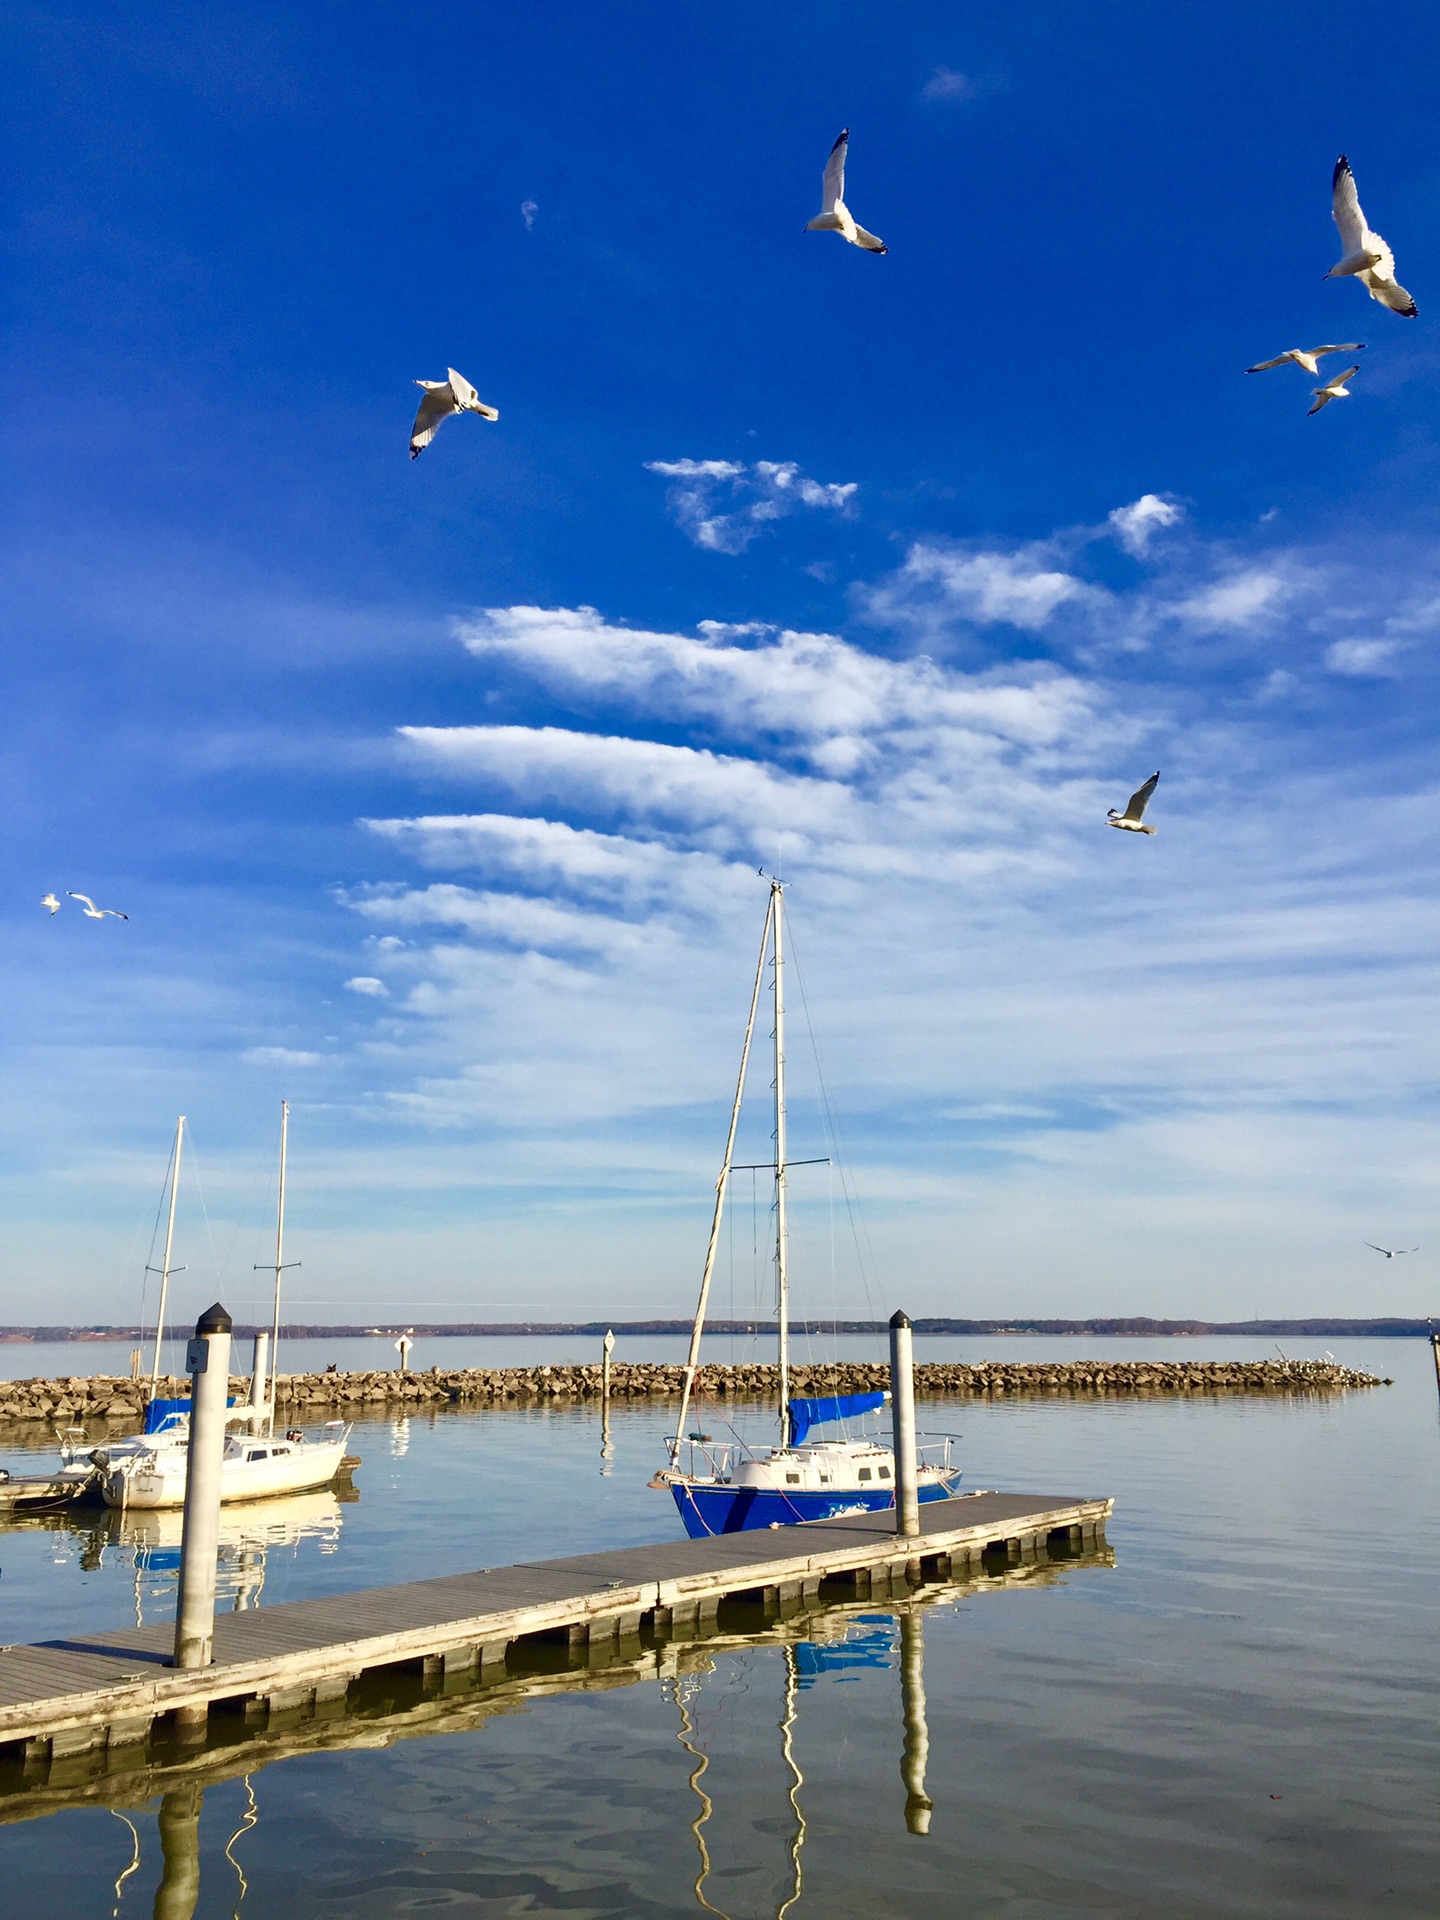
xmin=653 ymin=881 xmax=962 ymax=1537
xmin=96 ymin=1104 xmax=352 ymax=1510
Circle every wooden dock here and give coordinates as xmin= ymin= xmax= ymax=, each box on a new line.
xmin=0 ymin=1490 xmax=1110 ymax=1779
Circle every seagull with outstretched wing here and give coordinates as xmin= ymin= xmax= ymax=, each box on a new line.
xmin=409 ymin=368 xmax=499 ymax=460
xmin=1327 ymin=156 xmax=1417 ymax=316
xmin=41 ymin=893 xmax=60 ymax=915
xmin=1107 ymin=772 xmax=1159 ymax=835
xmin=1308 ymin=364 xmax=1360 ymax=415
xmin=1365 ymin=1243 xmax=1419 ymax=1259
xmin=1246 ymin=343 xmax=1365 ymax=376
xmin=67 ymin=891 xmax=128 ymax=920
xmin=806 ymin=129 xmax=887 ymax=254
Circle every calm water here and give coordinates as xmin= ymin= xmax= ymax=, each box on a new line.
xmin=0 ymin=1336 xmax=1436 ymax=1917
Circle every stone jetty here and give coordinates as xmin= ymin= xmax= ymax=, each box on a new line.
xmin=0 ymin=1355 xmax=1385 ymax=1424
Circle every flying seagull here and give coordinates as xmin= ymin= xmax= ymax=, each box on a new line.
xmin=1107 ymin=772 xmax=1159 ymax=835
xmin=409 ymin=369 xmax=499 ymax=460
xmin=1327 ymin=155 xmax=1417 ymax=316
xmin=806 ymin=129 xmax=887 ymax=254
xmin=1365 ymin=1243 xmax=1418 ymax=1259
xmin=1245 ymin=343 xmax=1365 ymax=376
xmin=1308 ymin=364 xmax=1359 ymax=416
xmin=66 ymin=891 xmax=128 ymax=920
xmin=41 ymin=893 xmax=60 ymax=915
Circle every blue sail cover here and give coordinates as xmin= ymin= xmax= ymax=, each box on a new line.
xmin=787 ymin=1390 xmax=888 ymax=1447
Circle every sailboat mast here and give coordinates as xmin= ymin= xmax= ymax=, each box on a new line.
xmin=269 ymin=1100 xmax=289 ymax=1424
xmin=669 ymin=892 xmax=774 ymax=1466
xmin=772 ymin=882 xmax=791 ymax=1442
xmin=150 ymin=1115 xmax=185 ymax=1398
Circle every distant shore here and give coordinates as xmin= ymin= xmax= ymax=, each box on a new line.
xmin=0 ymin=1316 xmax=1429 ymax=1343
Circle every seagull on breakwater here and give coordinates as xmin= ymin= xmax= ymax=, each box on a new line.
xmin=806 ymin=129 xmax=887 ymax=254
xmin=1245 ymin=343 xmax=1365 ymax=376
xmin=1327 ymin=156 xmax=1417 ymax=316
xmin=1308 ymin=364 xmax=1360 ymax=415
xmin=66 ymin=891 xmax=128 ymax=920
xmin=41 ymin=893 xmax=60 ymax=915
xmin=1365 ymin=1243 xmax=1418 ymax=1259
xmin=409 ymin=369 xmax=499 ymax=460
xmin=1107 ymin=772 xmax=1159 ymax=834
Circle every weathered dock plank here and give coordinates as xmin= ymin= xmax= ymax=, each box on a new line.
xmin=0 ymin=1490 xmax=1110 ymax=1760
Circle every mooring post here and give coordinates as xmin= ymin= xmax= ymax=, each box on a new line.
xmin=249 ymin=1327 xmax=270 ymax=1422
xmin=600 ymin=1327 xmax=615 ymax=1474
xmin=890 ymin=1308 xmax=920 ymax=1538
xmin=173 ymin=1302 xmax=233 ymax=1674
xmin=899 ymin=1610 xmax=933 ymax=1835
xmin=396 ymin=1330 xmax=414 ymax=1373
xmin=1430 ymin=1320 xmax=1440 ymax=1397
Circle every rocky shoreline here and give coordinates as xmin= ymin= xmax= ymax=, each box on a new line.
xmin=0 ymin=1356 xmax=1386 ymax=1424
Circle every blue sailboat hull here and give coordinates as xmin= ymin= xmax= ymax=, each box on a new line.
xmin=671 ymin=1474 xmax=963 ymax=1538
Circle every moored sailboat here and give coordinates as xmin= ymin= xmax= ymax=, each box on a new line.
xmin=652 ymin=881 xmax=962 ymax=1536
xmin=96 ymin=1103 xmax=352 ymax=1509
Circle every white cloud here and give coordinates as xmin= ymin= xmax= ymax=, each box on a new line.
xmin=344 ymin=976 xmax=389 ymax=998
xmin=244 ymin=1046 xmax=323 ymax=1066
xmin=1108 ymin=493 xmax=1182 ymax=556
xmin=922 ymin=66 xmax=978 ymax=102
xmin=398 ymin=723 xmax=851 ymax=850
xmin=1325 ymin=637 xmax=1401 ymax=677
xmin=645 ymin=457 xmax=856 ymax=553
xmin=862 ymin=540 xmax=1098 ymax=638
xmin=1173 ymin=568 xmax=1292 ymax=631
xmin=454 ymin=604 xmax=1098 ymax=761
xmin=520 ymin=199 xmax=538 ymax=230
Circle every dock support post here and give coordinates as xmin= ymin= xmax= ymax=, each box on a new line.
xmin=172 ymin=1303 xmax=233 ymax=1685
xmin=890 ymin=1309 xmax=920 ymax=1539
xmin=1430 ymin=1320 xmax=1440 ymax=1397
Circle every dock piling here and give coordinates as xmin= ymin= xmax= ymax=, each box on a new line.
xmin=172 ymin=1303 xmax=233 ymax=1678
xmin=889 ymin=1309 xmax=920 ymax=1538
xmin=1429 ymin=1320 xmax=1440 ymax=1397
xmin=248 ymin=1328 xmax=270 ymax=1420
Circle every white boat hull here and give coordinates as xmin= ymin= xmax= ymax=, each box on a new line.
xmin=103 ymin=1437 xmax=349 ymax=1510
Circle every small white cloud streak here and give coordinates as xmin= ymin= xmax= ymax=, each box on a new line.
xmin=520 ymin=199 xmax=538 ymax=230
xmin=645 ymin=457 xmax=857 ymax=553
xmin=344 ymin=976 xmax=389 ymax=998
xmin=245 ymin=1046 xmax=323 ymax=1066
xmin=1326 ymin=638 xmax=1401 ymax=676
xmin=922 ymin=66 xmax=978 ymax=101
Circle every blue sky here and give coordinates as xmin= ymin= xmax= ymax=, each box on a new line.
xmin=5 ymin=1 xmax=1440 ymax=1325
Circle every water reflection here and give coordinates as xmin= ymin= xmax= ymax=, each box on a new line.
xmin=3 ymin=1491 xmax=346 ymax=1626
xmin=0 ymin=1547 xmax=1111 ymax=1917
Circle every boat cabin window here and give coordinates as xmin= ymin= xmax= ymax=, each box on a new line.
xmin=272 ymin=1446 xmax=291 ymax=1456
xmin=247 ymin=1449 xmax=269 ymax=1461
xmin=858 ymin=1468 xmax=872 ymax=1481
xmin=785 ymin=1472 xmax=801 ymax=1484
xmin=878 ymin=1466 xmax=891 ymax=1479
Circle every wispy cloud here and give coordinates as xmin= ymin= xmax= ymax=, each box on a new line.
xmin=245 ymin=1045 xmax=323 ymax=1066
xmin=645 ymin=458 xmax=857 ymax=553
xmin=344 ymin=976 xmax=389 ymax=997
xmin=520 ymin=198 xmax=538 ymax=230
xmin=1325 ymin=637 xmax=1401 ymax=676
xmin=922 ymin=66 xmax=979 ymax=102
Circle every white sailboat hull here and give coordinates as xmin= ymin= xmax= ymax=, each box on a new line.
xmin=103 ymin=1435 xmax=349 ymax=1510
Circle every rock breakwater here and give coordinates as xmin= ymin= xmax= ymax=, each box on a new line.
xmin=0 ymin=1356 xmax=1385 ymax=1424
